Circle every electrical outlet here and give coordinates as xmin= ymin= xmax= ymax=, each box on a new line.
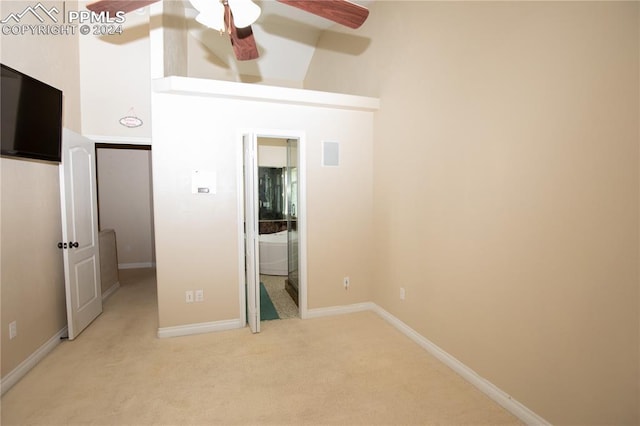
xmin=195 ymin=289 xmax=204 ymax=302
xmin=9 ymin=321 xmax=17 ymax=340
xmin=343 ymin=277 xmax=350 ymax=289
xmin=185 ymin=290 xmax=194 ymax=303
xmin=400 ymin=287 xmax=406 ymax=300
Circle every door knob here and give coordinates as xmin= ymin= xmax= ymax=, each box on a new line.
xmin=57 ymin=242 xmax=68 ymax=249
xmin=69 ymin=241 xmax=79 ymax=248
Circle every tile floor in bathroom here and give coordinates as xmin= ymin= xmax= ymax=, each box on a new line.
xmin=260 ymin=274 xmax=299 ymax=319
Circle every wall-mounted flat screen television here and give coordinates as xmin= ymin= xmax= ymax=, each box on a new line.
xmin=1 ymin=63 xmax=63 ymax=163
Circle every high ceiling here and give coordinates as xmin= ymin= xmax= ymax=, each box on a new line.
xmin=184 ymin=0 xmax=373 ymax=83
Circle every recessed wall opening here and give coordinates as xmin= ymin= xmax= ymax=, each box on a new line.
xmin=240 ymin=131 xmax=306 ymax=333
xmin=95 ymin=143 xmax=156 ymax=303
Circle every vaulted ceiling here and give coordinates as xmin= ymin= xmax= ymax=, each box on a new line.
xmin=184 ymin=0 xmax=373 ymax=83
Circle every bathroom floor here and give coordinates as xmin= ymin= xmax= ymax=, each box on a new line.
xmin=260 ymin=274 xmax=299 ymax=319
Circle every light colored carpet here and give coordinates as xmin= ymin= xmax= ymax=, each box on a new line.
xmin=1 ymin=268 xmax=521 ymax=425
xmin=261 ymin=274 xmax=298 ymax=319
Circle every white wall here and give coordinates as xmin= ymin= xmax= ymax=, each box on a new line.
xmin=78 ymin=0 xmax=151 ymax=138
xmin=258 ymin=137 xmax=287 ymax=167
xmin=151 ymin=78 xmax=377 ymax=328
xmin=0 ymin=0 xmax=81 ymax=379
xmin=96 ymin=148 xmax=155 ymax=268
xmin=305 ymin=2 xmax=640 ymax=424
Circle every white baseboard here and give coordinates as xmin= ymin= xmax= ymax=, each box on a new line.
xmin=304 ymin=302 xmax=375 ymax=319
xmin=118 ymin=262 xmax=156 ymax=270
xmin=102 ymin=282 xmax=120 ymax=301
xmin=370 ymin=304 xmax=550 ymax=426
xmin=157 ymin=319 xmax=242 ymax=338
xmin=0 ymin=326 xmax=68 ymax=396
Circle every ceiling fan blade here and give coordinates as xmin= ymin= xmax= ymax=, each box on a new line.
xmin=276 ymin=0 xmax=369 ymax=29
xmin=86 ymin=0 xmax=160 ymax=14
xmin=224 ymin=4 xmax=260 ymax=61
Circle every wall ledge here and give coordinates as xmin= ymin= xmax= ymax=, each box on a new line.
xmin=153 ymin=76 xmax=380 ymax=112
xmin=1 ymin=326 xmax=68 ymax=396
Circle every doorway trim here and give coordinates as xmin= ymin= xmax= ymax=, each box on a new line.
xmin=237 ymin=128 xmax=308 ymax=327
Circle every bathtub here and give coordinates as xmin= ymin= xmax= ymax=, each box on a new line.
xmin=259 ymin=230 xmax=288 ymax=276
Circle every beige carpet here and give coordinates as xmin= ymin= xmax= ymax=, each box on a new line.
xmin=1 ymin=268 xmax=521 ymax=425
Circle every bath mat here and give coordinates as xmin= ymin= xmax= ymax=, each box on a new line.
xmin=260 ymin=282 xmax=279 ymax=321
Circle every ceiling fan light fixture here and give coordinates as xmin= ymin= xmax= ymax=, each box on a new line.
xmin=227 ymin=0 xmax=261 ymax=28
xmin=195 ymin=12 xmax=225 ymax=31
xmin=190 ymin=0 xmax=225 ymax=31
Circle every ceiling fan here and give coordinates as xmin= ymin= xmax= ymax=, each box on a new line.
xmin=86 ymin=0 xmax=370 ymax=61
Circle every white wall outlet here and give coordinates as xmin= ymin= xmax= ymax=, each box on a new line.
xmin=195 ymin=289 xmax=204 ymax=302
xmin=343 ymin=277 xmax=350 ymax=289
xmin=9 ymin=321 xmax=17 ymax=340
xmin=400 ymin=287 xmax=406 ymax=300
xmin=185 ymin=290 xmax=194 ymax=303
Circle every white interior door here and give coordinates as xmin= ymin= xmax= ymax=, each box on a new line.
xmin=243 ymin=134 xmax=260 ymax=333
xmin=59 ymin=129 xmax=102 ymax=340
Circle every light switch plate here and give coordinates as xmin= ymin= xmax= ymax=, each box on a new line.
xmin=191 ymin=170 xmax=216 ymax=194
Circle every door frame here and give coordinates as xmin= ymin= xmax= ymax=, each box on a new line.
xmin=92 ymin=137 xmax=156 ymax=268
xmin=237 ymin=129 xmax=308 ymax=326
xmin=89 ymin=134 xmax=156 ymax=294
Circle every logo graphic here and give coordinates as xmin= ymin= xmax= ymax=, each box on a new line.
xmin=1 ymin=3 xmax=59 ymax=24
xmin=1 ymin=2 xmax=126 ymax=37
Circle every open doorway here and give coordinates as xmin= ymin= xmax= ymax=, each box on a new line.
xmin=241 ymin=131 xmax=306 ymax=332
xmin=95 ymin=143 xmax=156 ymax=300
xmin=257 ymin=137 xmax=299 ymax=321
